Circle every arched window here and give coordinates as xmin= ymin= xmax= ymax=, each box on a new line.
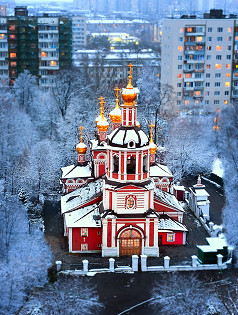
xmin=113 ymin=155 xmax=119 ymax=173
xmin=143 ymin=155 xmax=148 ymax=173
xmin=127 ymin=156 xmax=136 ymax=174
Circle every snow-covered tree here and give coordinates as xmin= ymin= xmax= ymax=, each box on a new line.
xmin=19 ymin=276 xmax=103 ymax=315
xmin=150 ymin=273 xmax=224 ymax=315
xmin=219 ymin=102 xmax=238 ymax=262
xmin=137 ymin=67 xmax=176 ymax=144
xmin=165 ymin=116 xmax=216 ymax=181
xmin=0 ymin=193 xmax=52 ymax=314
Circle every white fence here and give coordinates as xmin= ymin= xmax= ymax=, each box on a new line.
xmin=56 ymin=254 xmax=231 ymax=275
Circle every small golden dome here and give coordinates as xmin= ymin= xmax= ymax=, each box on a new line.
xmin=76 ymin=142 xmax=87 ymax=154
xmin=76 ymin=126 xmax=87 ymax=154
xmin=109 ymin=87 xmax=121 ymax=123
xmin=122 ymin=63 xmax=137 ymax=105
xmin=97 ymin=115 xmax=109 ymax=131
xmin=136 ymin=121 xmax=140 ymax=127
xmin=150 ymin=141 xmax=157 ymax=155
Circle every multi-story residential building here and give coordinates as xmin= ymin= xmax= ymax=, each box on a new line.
xmin=161 ymin=10 xmax=238 ymax=114
xmin=0 ymin=7 xmax=86 ymax=88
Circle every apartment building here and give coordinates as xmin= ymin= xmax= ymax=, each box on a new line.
xmin=161 ymin=10 xmax=238 ymax=114
xmin=0 ymin=7 xmax=86 ymax=88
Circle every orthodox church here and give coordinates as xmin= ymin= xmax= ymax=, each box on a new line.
xmin=61 ymin=64 xmax=187 ymax=257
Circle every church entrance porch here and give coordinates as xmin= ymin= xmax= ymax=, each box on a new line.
xmin=119 ymin=229 xmax=142 ymax=256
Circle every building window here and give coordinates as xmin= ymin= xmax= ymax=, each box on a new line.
xmin=206 ymin=82 xmax=210 ymax=87
xmin=226 ymin=64 xmax=231 ymax=69
xmin=127 ymin=156 xmax=136 ymax=174
xmin=207 ymin=46 xmax=211 ymax=50
xmin=185 ymin=74 xmax=192 ymax=78
xmin=226 ymin=73 xmax=230 ymax=78
xmin=178 ymin=56 xmax=182 ymax=60
xmin=113 ymin=155 xmax=119 ymax=173
xmin=216 ymin=46 xmax=222 ymax=51
xmin=143 ymin=155 xmax=148 ymax=172
xmin=178 ymin=65 xmax=182 ymax=70
xmin=206 ymin=73 xmax=210 ymax=78
xmin=227 ymin=36 xmax=232 ymax=41
xmin=207 ymin=37 xmax=212 ymax=42
xmin=215 ymin=73 xmax=221 ymax=78
xmin=216 ymin=55 xmax=222 ymax=60
xmin=224 ymin=100 xmax=228 ymax=105
xmin=215 ymin=64 xmax=222 ymax=69
xmin=167 ymin=233 xmax=175 ymax=242
xmin=226 ymin=55 xmax=231 ymax=59
xmin=50 ymin=60 xmax=57 ymax=66
xmin=207 ymin=55 xmax=211 ymax=60
xmin=196 ymin=36 xmax=203 ymax=42
xmin=178 ymin=46 xmax=183 ymax=51
xmin=225 ymin=82 xmax=230 ymax=87
xmin=81 ymin=244 xmax=88 ymax=251
xmin=217 ymin=27 xmax=223 ymax=32
xmin=9 ymin=25 xmax=15 ymax=31
xmin=9 ymin=34 xmax=16 ymax=40
xmin=177 ymin=92 xmax=181 ymax=96
xmin=41 ymin=52 xmax=47 ymax=57
xmin=185 ymin=100 xmax=189 ymax=105
xmin=227 ymin=46 xmax=231 ymax=50
xmin=208 ymin=27 xmax=212 ymax=32
xmin=206 ymin=64 xmax=211 ymax=69
xmin=10 ymin=61 xmax=16 ymax=67
xmin=228 ymin=27 xmax=232 ymax=32
xmin=205 ymin=100 xmax=209 ymax=105
xmin=10 ymin=53 xmax=16 ymax=58
xmin=81 ymin=228 xmax=88 ymax=237
xmin=214 ymin=91 xmax=220 ymax=96
xmin=177 ymin=83 xmax=182 ymax=87
xmin=205 ymin=91 xmax=210 ymax=96
xmin=217 ymin=37 xmax=223 ymax=42
xmin=225 ymin=91 xmax=229 ymax=95
xmin=215 ymin=82 xmax=221 ymax=87
xmin=179 ymin=37 xmax=183 ymax=42
xmin=177 ymin=74 xmax=182 ymax=79
xmin=179 ymin=27 xmax=183 ymax=33
xmin=194 ymin=91 xmax=201 ymax=96
xmin=0 ymin=34 xmax=5 ymax=39
xmin=214 ymin=100 xmax=220 ymax=105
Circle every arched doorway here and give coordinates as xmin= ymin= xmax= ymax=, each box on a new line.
xmin=119 ymin=228 xmax=142 ymax=256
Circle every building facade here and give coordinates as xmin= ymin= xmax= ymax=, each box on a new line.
xmin=0 ymin=7 xmax=86 ymax=87
xmin=60 ymin=65 xmax=187 ymax=257
xmin=161 ymin=10 xmax=238 ymax=114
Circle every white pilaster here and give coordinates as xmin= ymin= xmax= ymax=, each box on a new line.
xmin=145 ymin=218 xmax=149 ymax=247
xmin=111 ymin=218 xmax=116 ymax=247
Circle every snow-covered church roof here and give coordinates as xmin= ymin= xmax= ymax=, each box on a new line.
xmin=108 ymin=126 xmax=149 ymax=148
xmin=61 ymin=178 xmax=103 ymax=214
xmin=154 ymin=186 xmax=184 ymax=212
xmin=158 ymin=214 xmax=187 ymax=232
xmin=61 ymin=163 xmax=92 ymax=179
xmin=64 ymin=204 xmax=101 ymax=228
xmin=150 ymin=164 xmax=173 ymax=178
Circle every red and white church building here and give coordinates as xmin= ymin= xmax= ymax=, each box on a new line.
xmin=61 ymin=65 xmax=187 ymax=257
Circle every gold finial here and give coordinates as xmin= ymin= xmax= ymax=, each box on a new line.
xmin=95 ymin=97 xmax=106 ymax=124
xmin=127 ymin=63 xmax=134 ymax=89
xmin=149 ymin=123 xmax=155 ymax=143
xmin=78 ymin=126 xmax=85 ymax=143
xmin=100 ymin=99 xmax=106 ymax=115
xmin=98 ymin=96 xmax=105 ymax=102
xmin=114 ymin=87 xmax=120 ymax=109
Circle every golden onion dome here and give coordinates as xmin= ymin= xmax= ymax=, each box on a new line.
xmin=136 ymin=121 xmax=140 ymax=127
xmin=150 ymin=140 xmax=157 ymax=155
xmin=76 ymin=126 xmax=87 ymax=154
xmin=76 ymin=142 xmax=87 ymax=154
xmin=109 ymin=88 xmax=121 ymax=123
xmin=122 ymin=63 xmax=137 ymax=105
xmin=97 ymin=113 xmax=109 ymax=132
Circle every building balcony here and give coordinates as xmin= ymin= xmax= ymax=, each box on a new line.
xmin=184 ymin=59 xmax=204 ymax=64
xmin=39 ymin=65 xmax=59 ymax=70
xmin=38 ymin=38 xmax=59 ymax=43
xmin=232 ymin=84 xmax=238 ymax=89
xmin=185 ymin=32 xmax=205 ymax=36
xmin=38 ymin=30 xmax=59 ymax=34
xmin=39 ymin=56 xmax=59 ymax=61
xmin=0 ymin=65 xmax=9 ymax=70
xmin=184 ymin=68 xmax=194 ymax=72
xmin=184 ymin=86 xmax=194 ymax=91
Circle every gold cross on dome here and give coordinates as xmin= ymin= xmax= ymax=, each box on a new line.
xmin=128 ymin=63 xmax=134 ymax=76
xmin=149 ymin=123 xmax=155 ymax=142
xmin=98 ymin=96 xmax=104 ymax=102
xmin=114 ymin=87 xmax=120 ymax=99
xmin=78 ymin=126 xmax=85 ymax=143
